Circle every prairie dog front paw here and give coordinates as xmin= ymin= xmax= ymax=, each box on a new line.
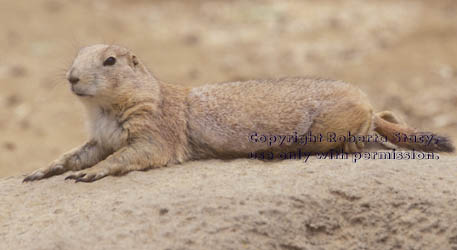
xmin=23 ymin=163 xmax=65 ymax=182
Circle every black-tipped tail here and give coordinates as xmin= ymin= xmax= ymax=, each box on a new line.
xmin=374 ymin=115 xmax=455 ymax=153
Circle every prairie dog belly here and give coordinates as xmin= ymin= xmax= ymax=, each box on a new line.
xmin=187 ymin=77 xmax=352 ymax=155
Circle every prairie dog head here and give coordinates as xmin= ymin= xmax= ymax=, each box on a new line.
xmin=66 ymin=44 xmax=153 ymax=102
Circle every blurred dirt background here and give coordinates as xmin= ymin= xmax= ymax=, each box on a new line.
xmin=0 ymin=0 xmax=456 ymax=177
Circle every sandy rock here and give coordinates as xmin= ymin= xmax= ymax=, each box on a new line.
xmin=2 ymin=156 xmax=457 ymax=250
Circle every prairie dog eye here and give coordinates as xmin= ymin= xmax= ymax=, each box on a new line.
xmin=103 ymin=57 xmax=116 ymax=66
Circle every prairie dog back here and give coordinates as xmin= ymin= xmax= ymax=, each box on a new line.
xmin=187 ymin=77 xmax=374 ymax=158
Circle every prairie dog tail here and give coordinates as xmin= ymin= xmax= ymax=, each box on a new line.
xmin=373 ymin=111 xmax=455 ymax=153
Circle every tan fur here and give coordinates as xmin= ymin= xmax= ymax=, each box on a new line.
xmin=23 ymin=44 xmax=454 ymax=182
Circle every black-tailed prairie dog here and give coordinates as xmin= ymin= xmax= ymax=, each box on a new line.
xmin=24 ymin=44 xmax=454 ymax=182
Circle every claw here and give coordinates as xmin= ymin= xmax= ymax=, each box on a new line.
xmin=75 ymin=177 xmax=89 ymax=183
xmin=73 ymin=173 xmax=105 ymax=183
xmin=23 ymin=164 xmax=66 ymax=183
xmin=23 ymin=176 xmax=32 ymax=183
xmin=23 ymin=171 xmax=45 ymax=183
xmin=66 ymin=173 xmax=86 ymax=181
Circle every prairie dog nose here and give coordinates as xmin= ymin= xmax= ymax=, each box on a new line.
xmin=68 ymin=76 xmax=80 ymax=85
xmin=67 ymin=68 xmax=80 ymax=85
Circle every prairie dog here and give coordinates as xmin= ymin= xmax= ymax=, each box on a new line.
xmin=24 ymin=44 xmax=454 ymax=182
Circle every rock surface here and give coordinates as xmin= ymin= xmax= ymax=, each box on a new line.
xmin=2 ymin=156 xmax=457 ymax=250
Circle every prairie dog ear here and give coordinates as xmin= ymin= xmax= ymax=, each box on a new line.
xmin=127 ymin=53 xmax=139 ymax=69
xmin=128 ymin=53 xmax=149 ymax=75
xmin=132 ymin=55 xmax=139 ymax=67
